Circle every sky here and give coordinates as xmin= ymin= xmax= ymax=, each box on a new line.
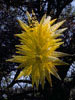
xmin=71 ymin=0 xmax=75 ymax=7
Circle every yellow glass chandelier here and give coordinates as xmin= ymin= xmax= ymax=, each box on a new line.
xmin=7 ymin=11 xmax=69 ymax=88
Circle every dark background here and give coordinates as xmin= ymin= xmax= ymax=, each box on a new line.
xmin=0 ymin=0 xmax=75 ymax=100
